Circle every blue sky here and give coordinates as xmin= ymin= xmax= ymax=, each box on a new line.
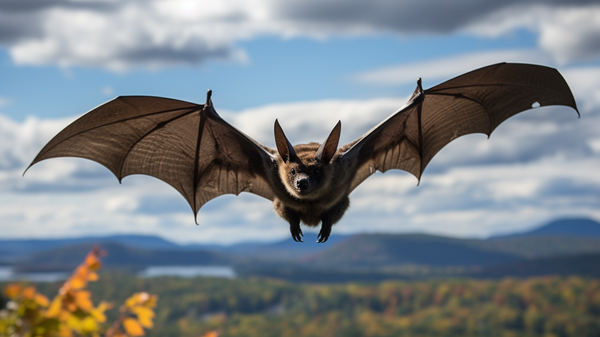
xmin=1 ymin=0 xmax=600 ymax=244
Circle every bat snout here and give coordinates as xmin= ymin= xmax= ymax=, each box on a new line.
xmin=294 ymin=176 xmax=315 ymax=194
xmin=296 ymin=178 xmax=309 ymax=190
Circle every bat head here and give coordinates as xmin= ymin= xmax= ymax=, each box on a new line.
xmin=274 ymin=120 xmax=341 ymax=199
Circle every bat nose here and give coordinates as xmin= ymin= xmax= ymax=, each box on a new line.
xmin=296 ymin=178 xmax=309 ymax=190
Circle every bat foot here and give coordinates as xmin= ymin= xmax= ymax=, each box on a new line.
xmin=290 ymin=224 xmax=304 ymax=243
xmin=316 ymin=226 xmax=332 ymax=243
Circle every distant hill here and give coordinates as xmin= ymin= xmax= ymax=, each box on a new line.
xmin=0 ymin=234 xmax=183 ymax=263
xmin=301 ymin=234 xmax=523 ymax=268
xmin=490 ymin=218 xmax=600 ymax=239
xmin=4 ymin=218 xmax=600 ymax=281
xmin=14 ymin=242 xmax=234 ymax=272
xmin=475 ymin=236 xmax=600 ymax=259
xmin=209 ymin=234 xmax=352 ymax=260
xmin=473 ymin=253 xmax=600 ymax=278
xmin=0 ymin=233 xmax=348 ymax=264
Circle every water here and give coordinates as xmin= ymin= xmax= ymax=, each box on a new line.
xmin=139 ymin=266 xmax=236 ymax=279
xmin=0 ymin=266 xmax=69 ymax=282
xmin=0 ymin=265 xmax=237 ymax=282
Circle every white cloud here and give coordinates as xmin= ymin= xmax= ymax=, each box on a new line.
xmin=352 ymin=49 xmax=552 ymax=86
xmin=467 ymin=4 xmax=600 ymax=64
xmin=346 ymin=155 xmax=600 ymax=238
xmin=562 ymin=67 xmax=600 ymax=113
xmin=1 ymin=1 xmax=598 ymax=70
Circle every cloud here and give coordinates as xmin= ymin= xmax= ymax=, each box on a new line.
xmin=466 ymin=4 xmax=600 ymax=64
xmin=352 ymin=49 xmax=552 ymax=86
xmin=346 ymin=156 xmax=600 ymax=238
xmin=0 ymin=0 xmax=598 ymax=70
xmin=3 ymin=0 xmax=254 ymax=71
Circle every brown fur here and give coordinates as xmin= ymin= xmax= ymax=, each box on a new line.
xmin=273 ymin=143 xmax=352 ymax=226
xmin=268 ymin=121 xmax=357 ymax=242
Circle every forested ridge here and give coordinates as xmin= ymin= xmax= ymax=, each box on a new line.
xmin=6 ymin=273 xmax=599 ymax=337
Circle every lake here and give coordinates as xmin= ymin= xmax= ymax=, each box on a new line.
xmin=0 ymin=265 xmax=236 ymax=282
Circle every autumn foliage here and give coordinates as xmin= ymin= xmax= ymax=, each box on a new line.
xmin=0 ymin=246 xmax=157 ymax=337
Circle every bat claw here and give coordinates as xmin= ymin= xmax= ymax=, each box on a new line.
xmin=316 ymin=226 xmax=331 ymax=243
xmin=290 ymin=225 xmax=303 ymax=243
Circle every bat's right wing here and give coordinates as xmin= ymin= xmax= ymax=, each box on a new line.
xmin=340 ymin=63 xmax=579 ymax=192
xmin=26 ymin=91 xmax=277 ymax=221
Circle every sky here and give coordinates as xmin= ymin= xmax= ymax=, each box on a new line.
xmin=1 ymin=0 xmax=600 ymax=245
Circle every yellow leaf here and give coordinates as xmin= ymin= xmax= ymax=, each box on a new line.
xmin=46 ymin=297 xmax=63 ymax=318
xmin=34 ymin=293 xmax=50 ymax=307
xmin=123 ymin=318 xmax=145 ymax=336
xmin=80 ymin=316 xmax=98 ymax=334
xmin=3 ymin=284 xmax=21 ymax=299
xmin=90 ymin=302 xmax=112 ymax=323
xmin=132 ymin=306 xmax=155 ymax=328
xmin=142 ymin=294 xmax=158 ymax=308
xmin=125 ymin=294 xmax=138 ymax=309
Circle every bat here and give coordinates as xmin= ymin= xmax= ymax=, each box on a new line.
xmin=26 ymin=63 xmax=579 ymax=243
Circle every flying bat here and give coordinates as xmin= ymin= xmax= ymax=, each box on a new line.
xmin=27 ymin=63 xmax=579 ymax=243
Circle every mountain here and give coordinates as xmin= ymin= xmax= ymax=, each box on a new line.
xmin=0 ymin=234 xmax=183 ymax=263
xmin=473 ymin=253 xmax=600 ymax=278
xmin=475 ymin=236 xmax=600 ymax=259
xmin=208 ymin=234 xmax=352 ymax=260
xmin=490 ymin=218 xmax=600 ymax=239
xmin=301 ymin=234 xmax=523 ymax=268
xmin=4 ymin=217 xmax=600 ymax=281
xmin=14 ymin=242 xmax=234 ymax=272
xmin=0 ymin=233 xmax=349 ymax=264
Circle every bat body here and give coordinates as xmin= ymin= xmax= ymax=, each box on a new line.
xmin=27 ymin=63 xmax=579 ymax=243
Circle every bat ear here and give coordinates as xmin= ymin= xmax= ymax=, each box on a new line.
xmin=274 ymin=120 xmax=297 ymax=162
xmin=316 ymin=121 xmax=341 ymax=164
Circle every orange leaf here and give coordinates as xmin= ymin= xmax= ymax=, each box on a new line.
xmin=75 ymin=290 xmax=93 ymax=311
xmin=112 ymin=331 xmax=128 ymax=337
xmin=70 ymin=276 xmax=86 ymax=290
xmin=84 ymin=250 xmax=101 ymax=270
xmin=123 ymin=318 xmax=145 ymax=336
xmin=68 ymin=303 xmax=78 ymax=312
xmin=87 ymin=271 xmax=99 ymax=281
xmin=22 ymin=286 xmax=36 ymax=300
xmin=3 ymin=284 xmax=21 ymax=299
xmin=202 ymin=331 xmax=219 ymax=337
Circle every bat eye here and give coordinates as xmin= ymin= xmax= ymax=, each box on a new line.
xmin=290 ymin=168 xmax=296 ymax=175
xmin=313 ymin=168 xmax=320 ymax=176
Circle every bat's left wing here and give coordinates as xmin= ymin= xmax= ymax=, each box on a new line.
xmin=340 ymin=63 xmax=579 ymax=192
xmin=26 ymin=91 xmax=277 ymax=221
